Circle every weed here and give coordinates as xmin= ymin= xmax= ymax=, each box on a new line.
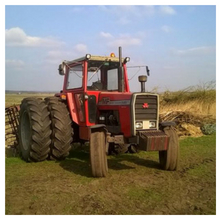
xmin=160 ymin=81 xmax=216 ymax=105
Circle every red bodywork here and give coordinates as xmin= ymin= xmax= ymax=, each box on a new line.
xmin=59 ymin=60 xmax=132 ymax=140
xmin=98 ymin=92 xmax=132 ymax=137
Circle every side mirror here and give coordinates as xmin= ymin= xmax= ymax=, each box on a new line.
xmin=58 ymin=62 xmax=67 ymax=75
xmin=146 ymin=66 xmax=150 ymax=76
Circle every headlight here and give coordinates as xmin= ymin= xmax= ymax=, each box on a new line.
xmin=135 ymin=121 xmax=143 ymax=129
xmin=124 ymin=57 xmax=130 ymax=63
xmin=84 ymin=94 xmax=89 ymax=100
xmin=85 ymin=54 xmax=91 ymax=59
xmin=149 ymin=121 xmax=156 ymax=128
xmin=99 ymin=116 xmax=105 ymax=121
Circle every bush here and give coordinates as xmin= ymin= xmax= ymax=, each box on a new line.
xmin=201 ymin=124 xmax=216 ymax=135
xmin=160 ymin=81 xmax=216 ymax=105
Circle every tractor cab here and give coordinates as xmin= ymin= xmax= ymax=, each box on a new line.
xmin=57 ymin=49 xmax=134 ymax=136
xmin=58 ymin=52 xmax=130 ymax=93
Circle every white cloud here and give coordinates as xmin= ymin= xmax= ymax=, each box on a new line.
xmin=74 ymin=44 xmax=88 ymax=54
xmin=5 ymin=27 xmax=64 ymax=47
xmin=159 ymin=6 xmax=176 ymax=15
xmin=99 ymin=5 xmax=175 ymax=26
xmin=47 ymin=50 xmax=63 ymax=58
xmin=108 ymin=36 xmax=141 ymax=48
xmin=100 ymin=31 xmax=143 ymax=48
xmin=110 ymin=5 xmax=139 ymax=16
xmin=45 ymin=44 xmax=88 ymax=65
xmin=99 ymin=5 xmax=154 ymax=25
xmin=6 ymin=59 xmax=25 ymax=70
xmin=100 ymin=32 xmax=113 ymax=38
xmin=171 ymin=46 xmax=215 ymax=56
xmin=161 ymin=25 xmax=172 ymax=33
xmin=106 ymin=6 xmax=137 ymax=24
xmin=114 ymin=5 xmax=156 ymax=18
xmin=103 ymin=5 xmax=176 ymax=18
xmin=45 ymin=51 xmax=65 ymax=64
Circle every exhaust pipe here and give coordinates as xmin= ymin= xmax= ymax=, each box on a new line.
xmin=118 ymin=46 xmax=124 ymax=92
xmin=138 ymin=75 xmax=147 ymax=92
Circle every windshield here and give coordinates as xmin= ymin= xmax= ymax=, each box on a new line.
xmin=65 ymin=61 xmax=121 ymax=91
xmin=87 ymin=61 xmax=119 ymax=91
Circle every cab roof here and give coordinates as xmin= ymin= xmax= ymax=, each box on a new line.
xmin=64 ymin=54 xmax=124 ymax=66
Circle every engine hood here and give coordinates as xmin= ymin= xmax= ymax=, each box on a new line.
xmin=98 ymin=92 xmax=132 ymax=106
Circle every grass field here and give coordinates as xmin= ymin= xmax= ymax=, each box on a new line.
xmin=5 ymin=134 xmax=216 ymax=215
xmin=5 ymin=88 xmax=216 ymax=215
xmin=5 ymin=93 xmax=54 ymax=107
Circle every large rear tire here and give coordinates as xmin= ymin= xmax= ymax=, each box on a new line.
xmin=90 ymin=130 xmax=108 ymax=177
xmin=159 ymin=126 xmax=179 ymax=170
xmin=45 ymin=97 xmax=73 ymax=160
xmin=18 ymin=98 xmax=51 ymax=162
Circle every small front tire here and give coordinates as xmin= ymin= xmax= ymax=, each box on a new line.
xmin=90 ymin=129 xmax=108 ymax=177
xmin=159 ymin=126 xmax=179 ymax=170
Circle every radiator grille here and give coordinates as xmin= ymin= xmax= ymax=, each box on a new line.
xmin=134 ymin=95 xmax=158 ymax=120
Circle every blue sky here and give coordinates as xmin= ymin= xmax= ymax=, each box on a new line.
xmin=5 ymin=4 xmax=216 ymax=92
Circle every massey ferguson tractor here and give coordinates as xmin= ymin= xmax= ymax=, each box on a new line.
xmin=18 ymin=47 xmax=179 ymax=177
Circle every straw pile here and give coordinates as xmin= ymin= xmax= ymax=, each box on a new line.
xmin=159 ymin=111 xmax=215 ymax=137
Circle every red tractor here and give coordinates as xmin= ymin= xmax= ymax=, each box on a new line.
xmin=18 ymin=47 xmax=179 ymax=177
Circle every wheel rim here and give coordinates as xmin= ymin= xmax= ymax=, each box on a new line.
xmin=20 ymin=110 xmax=31 ymax=151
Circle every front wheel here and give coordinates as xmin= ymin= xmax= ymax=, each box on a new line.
xmin=90 ymin=129 xmax=108 ymax=177
xmin=159 ymin=126 xmax=179 ymax=170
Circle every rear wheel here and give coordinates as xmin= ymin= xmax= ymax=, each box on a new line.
xmin=45 ymin=97 xmax=73 ymax=160
xmin=18 ymin=98 xmax=51 ymax=162
xmin=90 ymin=129 xmax=108 ymax=177
xmin=159 ymin=126 xmax=179 ymax=170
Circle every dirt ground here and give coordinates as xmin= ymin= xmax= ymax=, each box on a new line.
xmin=5 ymin=134 xmax=216 ymax=215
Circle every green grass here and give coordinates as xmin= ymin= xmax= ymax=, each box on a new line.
xmin=5 ymin=134 xmax=216 ymax=215
xmin=180 ymin=134 xmax=216 ymax=161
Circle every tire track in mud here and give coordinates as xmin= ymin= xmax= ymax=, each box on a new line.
xmin=147 ymin=157 xmax=216 ymax=214
xmin=178 ymin=157 xmax=215 ymax=176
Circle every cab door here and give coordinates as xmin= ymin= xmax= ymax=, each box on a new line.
xmin=63 ymin=61 xmax=86 ymax=126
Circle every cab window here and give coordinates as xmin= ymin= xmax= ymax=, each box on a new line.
xmin=66 ymin=64 xmax=83 ymax=89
